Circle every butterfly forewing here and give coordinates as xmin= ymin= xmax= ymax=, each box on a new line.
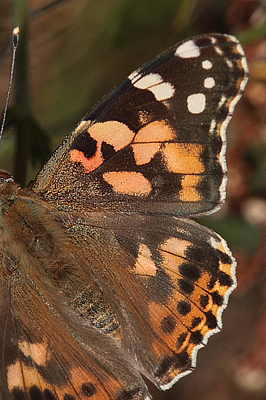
xmin=32 ymin=34 xmax=248 ymax=218
xmin=0 ymin=33 xmax=248 ymax=399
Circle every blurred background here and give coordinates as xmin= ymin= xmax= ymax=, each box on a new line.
xmin=0 ymin=0 xmax=266 ymax=399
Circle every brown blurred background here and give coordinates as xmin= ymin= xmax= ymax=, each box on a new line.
xmin=1 ymin=0 xmax=266 ymax=399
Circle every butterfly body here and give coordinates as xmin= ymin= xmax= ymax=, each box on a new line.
xmin=0 ymin=34 xmax=248 ymax=399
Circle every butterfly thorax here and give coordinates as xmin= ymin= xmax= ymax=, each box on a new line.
xmin=0 ymin=175 xmax=69 ymax=274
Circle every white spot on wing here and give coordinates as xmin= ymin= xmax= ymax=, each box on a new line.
xmin=204 ymin=77 xmax=215 ymax=89
xmin=133 ymin=73 xmax=175 ymax=101
xmin=209 ymin=119 xmax=216 ymax=134
xmin=202 ymin=60 xmax=212 ymax=69
xmin=128 ymin=69 xmax=141 ymax=84
xmin=187 ymin=93 xmax=206 ymax=114
xmin=214 ymin=45 xmax=224 ymax=56
xmin=151 ymin=81 xmax=175 ymax=101
xmin=226 ymin=59 xmax=233 ymax=69
xmin=175 ymin=40 xmax=200 ymax=58
xmin=218 ymin=95 xmax=227 ymax=109
xmin=134 ymin=73 xmax=162 ymax=89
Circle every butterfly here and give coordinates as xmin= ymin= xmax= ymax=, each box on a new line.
xmin=0 ymin=33 xmax=248 ymax=400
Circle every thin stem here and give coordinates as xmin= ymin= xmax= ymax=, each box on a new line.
xmin=12 ymin=0 xmax=30 ymax=186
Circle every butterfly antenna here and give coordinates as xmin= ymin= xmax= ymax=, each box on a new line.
xmin=0 ymin=27 xmax=20 ymax=143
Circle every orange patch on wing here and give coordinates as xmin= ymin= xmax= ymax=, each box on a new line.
xmin=159 ymin=241 xmax=216 ymax=316
xmin=135 ymin=243 xmax=157 ymax=276
xmin=134 ymin=120 xmax=175 ymax=142
xmin=219 ymin=261 xmax=234 ymax=277
xmin=103 ymin=171 xmax=152 ymax=196
xmin=19 ymin=341 xmax=51 ymax=366
xmin=148 ymin=302 xmax=178 ymax=349
xmin=71 ymin=147 xmax=103 ymax=173
xmin=163 ymin=143 xmax=204 ymax=174
xmin=132 ymin=143 xmax=161 ymax=165
xmin=159 ymin=250 xmax=184 ymax=275
xmin=89 ymin=121 xmax=135 ymax=150
xmin=167 ymin=289 xmax=207 ymax=332
xmin=159 ymin=239 xmax=193 ymax=278
xmin=179 ymin=175 xmax=201 ymax=202
xmin=160 ymin=238 xmax=191 ymax=258
xmin=7 ymin=362 xmax=24 ymax=390
xmin=7 ymin=362 xmax=56 ymax=395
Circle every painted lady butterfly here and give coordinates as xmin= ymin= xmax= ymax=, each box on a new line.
xmin=0 ymin=34 xmax=248 ymax=399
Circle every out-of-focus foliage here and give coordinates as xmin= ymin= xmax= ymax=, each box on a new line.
xmin=1 ymin=0 xmax=266 ymax=399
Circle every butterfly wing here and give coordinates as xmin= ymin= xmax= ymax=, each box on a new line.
xmin=32 ymin=34 xmax=248 ymax=217
xmin=64 ymin=212 xmax=236 ymax=388
xmin=0 ymin=260 xmax=149 ymax=400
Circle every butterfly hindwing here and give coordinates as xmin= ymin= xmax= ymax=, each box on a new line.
xmin=32 ymin=34 xmax=248 ymax=217
xmin=67 ymin=211 xmax=236 ymax=388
